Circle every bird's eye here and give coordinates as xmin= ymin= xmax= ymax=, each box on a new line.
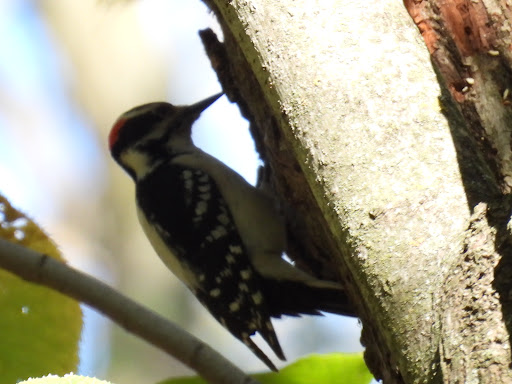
xmin=153 ymin=104 xmax=175 ymax=118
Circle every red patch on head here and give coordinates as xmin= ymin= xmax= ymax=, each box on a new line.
xmin=108 ymin=118 xmax=126 ymax=151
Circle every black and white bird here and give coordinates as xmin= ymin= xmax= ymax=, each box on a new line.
xmin=108 ymin=93 xmax=352 ymax=371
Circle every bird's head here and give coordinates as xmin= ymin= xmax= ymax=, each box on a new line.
xmin=108 ymin=93 xmax=223 ymax=180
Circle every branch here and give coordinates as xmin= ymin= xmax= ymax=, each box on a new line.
xmin=0 ymin=238 xmax=259 ymax=384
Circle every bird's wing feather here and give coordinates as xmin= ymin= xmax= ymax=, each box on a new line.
xmin=136 ymin=162 xmax=285 ymax=368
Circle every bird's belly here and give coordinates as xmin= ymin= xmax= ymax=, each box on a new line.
xmin=136 ymin=206 xmax=199 ymax=290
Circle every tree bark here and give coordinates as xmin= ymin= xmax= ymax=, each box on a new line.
xmin=403 ymin=1 xmax=512 ymax=382
xmin=203 ymin=1 xmax=512 ymax=383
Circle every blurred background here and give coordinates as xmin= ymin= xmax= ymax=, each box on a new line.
xmin=0 ymin=0 xmax=363 ymax=382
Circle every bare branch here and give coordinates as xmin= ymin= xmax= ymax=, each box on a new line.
xmin=0 ymin=238 xmax=260 ymax=384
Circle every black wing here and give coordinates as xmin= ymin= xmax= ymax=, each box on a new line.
xmin=136 ymin=162 xmax=284 ymax=370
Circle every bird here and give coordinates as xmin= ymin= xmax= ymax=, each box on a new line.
xmin=108 ymin=92 xmax=353 ymax=371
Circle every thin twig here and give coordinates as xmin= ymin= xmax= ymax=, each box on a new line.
xmin=0 ymin=238 xmax=260 ymax=384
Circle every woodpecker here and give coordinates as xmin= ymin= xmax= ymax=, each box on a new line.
xmin=108 ymin=93 xmax=353 ymax=371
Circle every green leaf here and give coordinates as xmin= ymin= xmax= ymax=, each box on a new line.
xmin=254 ymin=353 xmax=373 ymax=384
xmin=158 ymin=353 xmax=373 ymax=384
xmin=0 ymin=195 xmax=83 ymax=383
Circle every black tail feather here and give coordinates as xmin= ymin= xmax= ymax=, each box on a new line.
xmin=262 ymin=279 xmax=356 ymax=318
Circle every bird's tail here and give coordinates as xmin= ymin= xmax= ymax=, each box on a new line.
xmin=262 ymin=278 xmax=355 ymax=318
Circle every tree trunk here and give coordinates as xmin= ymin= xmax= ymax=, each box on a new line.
xmin=203 ymin=1 xmax=512 ymax=383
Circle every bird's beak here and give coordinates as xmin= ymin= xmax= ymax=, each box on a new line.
xmin=189 ymin=92 xmax=223 ymax=115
